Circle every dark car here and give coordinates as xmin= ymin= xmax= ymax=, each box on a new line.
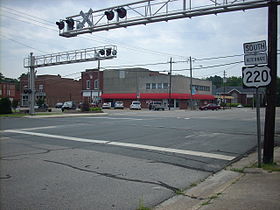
xmin=55 ymin=102 xmax=63 ymax=108
xmin=199 ymin=103 xmax=221 ymax=111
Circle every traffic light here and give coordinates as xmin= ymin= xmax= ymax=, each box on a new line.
xmin=106 ymin=48 xmax=111 ymax=56
xmin=99 ymin=49 xmax=105 ymax=56
xmin=112 ymin=50 xmax=117 ymax=56
xmin=116 ymin=8 xmax=127 ymax=18
xmin=66 ymin=18 xmax=75 ymax=30
xmin=105 ymin=10 xmax=114 ymax=21
xmin=24 ymin=89 xmax=32 ymax=94
xmin=56 ymin=21 xmax=65 ymax=30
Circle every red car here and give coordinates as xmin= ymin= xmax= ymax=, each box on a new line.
xmin=199 ymin=103 xmax=221 ymax=111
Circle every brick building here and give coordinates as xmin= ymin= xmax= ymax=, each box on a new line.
xmin=20 ymin=74 xmax=82 ymax=107
xmin=215 ymin=86 xmax=265 ymax=106
xmin=81 ymin=69 xmax=103 ymax=104
xmin=0 ymin=82 xmax=20 ymax=101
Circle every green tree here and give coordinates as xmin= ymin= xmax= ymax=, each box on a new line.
xmin=206 ymin=75 xmax=223 ymax=88
xmin=225 ymin=76 xmax=242 ymax=86
xmin=0 ymin=97 xmax=12 ymax=114
xmin=0 ymin=73 xmax=20 ymax=91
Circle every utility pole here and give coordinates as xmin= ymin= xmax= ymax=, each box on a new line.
xmin=223 ymin=70 xmax=226 ymax=110
xmin=189 ymin=56 xmax=193 ymax=110
xmin=29 ymin=52 xmax=35 ymax=115
xmin=263 ymin=0 xmax=278 ymax=164
xmin=169 ymin=57 xmax=173 ymax=110
xmin=97 ymin=59 xmax=100 ymax=104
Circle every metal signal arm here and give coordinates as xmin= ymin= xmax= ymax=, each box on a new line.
xmin=57 ymin=0 xmax=279 ymax=38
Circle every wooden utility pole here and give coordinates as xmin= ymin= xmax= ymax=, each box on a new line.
xmin=190 ymin=56 xmax=193 ymax=110
xmin=263 ymin=0 xmax=278 ymax=164
xmin=169 ymin=57 xmax=173 ymax=110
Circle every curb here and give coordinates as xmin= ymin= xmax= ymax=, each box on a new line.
xmin=154 ymin=170 xmax=243 ymax=210
xmin=154 ymin=148 xmax=264 ymax=210
xmin=23 ymin=112 xmax=108 ymax=118
xmin=154 ymin=147 xmax=280 ymax=210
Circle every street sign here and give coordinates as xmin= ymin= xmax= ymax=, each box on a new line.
xmin=242 ymin=66 xmax=271 ymax=88
xmin=244 ymin=53 xmax=267 ymax=66
xmin=243 ymin=40 xmax=267 ymax=54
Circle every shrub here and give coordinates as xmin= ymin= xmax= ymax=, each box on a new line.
xmin=12 ymin=99 xmax=19 ymax=109
xmin=81 ymin=102 xmax=90 ymax=112
xmin=0 ymin=97 xmax=12 ymax=114
xmin=226 ymin=103 xmax=240 ymax=107
xmin=36 ymin=97 xmax=45 ymax=107
xmin=90 ymin=107 xmax=102 ymax=112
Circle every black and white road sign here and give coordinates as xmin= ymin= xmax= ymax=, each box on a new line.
xmin=243 ymin=40 xmax=267 ymax=54
xmin=244 ymin=53 xmax=267 ymax=66
xmin=242 ymin=66 xmax=271 ymax=88
xmin=243 ymin=40 xmax=267 ymax=66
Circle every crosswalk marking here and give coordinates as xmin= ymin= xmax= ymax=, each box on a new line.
xmin=3 ymin=129 xmax=235 ymax=161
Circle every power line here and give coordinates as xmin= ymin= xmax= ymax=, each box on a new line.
xmin=0 ymin=14 xmax=56 ymax=32
xmin=194 ymin=54 xmax=244 ymax=61
xmin=1 ymin=6 xmax=54 ymax=25
xmin=2 ymin=6 xmax=188 ymax=59
xmin=2 ymin=35 xmax=48 ymax=53
xmin=1 ymin=6 xmax=253 ymax=63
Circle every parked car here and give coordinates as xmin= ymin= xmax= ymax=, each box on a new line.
xmin=35 ymin=104 xmax=51 ymax=112
xmin=237 ymin=104 xmax=243 ymax=108
xmin=62 ymin=101 xmax=76 ymax=111
xmin=130 ymin=101 xmax=141 ymax=110
xmin=199 ymin=103 xmax=221 ymax=111
xmin=55 ymin=102 xmax=63 ymax=108
xmin=102 ymin=102 xmax=111 ymax=109
xmin=114 ymin=101 xmax=124 ymax=109
xmin=149 ymin=101 xmax=165 ymax=111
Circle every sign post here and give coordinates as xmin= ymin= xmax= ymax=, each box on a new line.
xmin=255 ymin=87 xmax=261 ymax=168
xmin=242 ymin=40 xmax=271 ymax=168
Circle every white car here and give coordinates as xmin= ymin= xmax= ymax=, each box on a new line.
xmin=114 ymin=101 xmax=124 ymax=109
xmin=102 ymin=102 xmax=111 ymax=109
xmin=130 ymin=101 xmax=141 ymax=110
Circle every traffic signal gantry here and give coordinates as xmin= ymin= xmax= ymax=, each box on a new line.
xmin=23 ymin=45 xmax=117 ymax=114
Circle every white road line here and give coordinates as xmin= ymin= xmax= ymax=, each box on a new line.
xmin=3 ymin=129 xmax=235 ymax=161
xmin=21 ymin=126 xmax=58 ymax=131
xmin=4 ymin=129 xmax=109 ymax=144
xmin=87 ymin=117 xmax=143 ymax=121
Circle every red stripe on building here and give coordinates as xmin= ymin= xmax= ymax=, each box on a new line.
xmin=101 ymin=93 xmax=214 ymax=100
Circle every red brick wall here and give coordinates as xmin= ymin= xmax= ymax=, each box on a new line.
xmin=20 ymin=75 xmax=82 ymax=107
xmin=82 ymin=70 xmax=103 ymax=91
xmin=0 ymin=82 xmax=20 ymax=100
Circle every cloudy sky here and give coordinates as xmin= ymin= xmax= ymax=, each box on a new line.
xmin=0 ymin=0 xmax=279 ymax=80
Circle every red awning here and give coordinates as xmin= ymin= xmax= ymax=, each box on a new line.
xmin=101 ymin=93 xmax=214 ymax=100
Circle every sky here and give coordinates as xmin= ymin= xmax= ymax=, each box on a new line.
xmin=0 ymin=0 xmax=279 ymax=80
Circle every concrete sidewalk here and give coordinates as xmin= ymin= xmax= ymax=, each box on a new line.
xmin=154 ymin=147 xmax=280 ymax=210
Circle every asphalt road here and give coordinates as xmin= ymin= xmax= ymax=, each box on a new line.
xmin=1 ymin=108 xmax=279 ymax=210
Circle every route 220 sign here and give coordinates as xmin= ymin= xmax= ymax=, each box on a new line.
xmin=242 ymin=66 xmax=271 ymax=88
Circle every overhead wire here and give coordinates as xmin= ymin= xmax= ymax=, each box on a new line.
xmin=1 ymin=34 xmax=48 ymax=54
xmin=1 ymin=5 xmax=255 ymax=78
